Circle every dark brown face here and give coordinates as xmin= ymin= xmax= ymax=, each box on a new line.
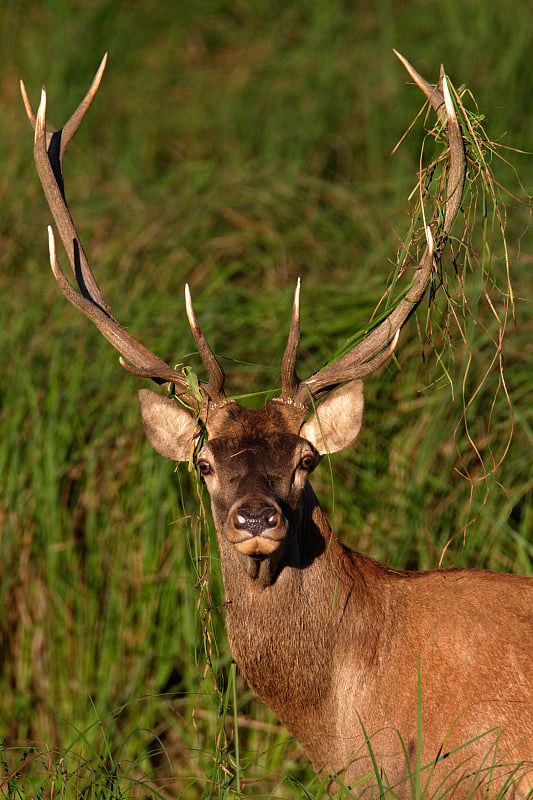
xmin=196 ymin=429 xmax=319 ymax=558
xmin=139 ymin=383 xmax=365 ymax=566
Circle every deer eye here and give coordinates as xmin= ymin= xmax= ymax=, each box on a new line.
xmin=197 ymin=459 xmax=212 ymax=477
xmin=300 ymin=453 xmax=315 ymax=471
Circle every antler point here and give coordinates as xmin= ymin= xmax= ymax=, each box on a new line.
xmin=441 ymin=74 xmax=456 ymax=124
xmin=294 ymin=278 xmax=301 ymax=310
xmin=424 ymin=225 xmax=434 ymax=258
xmin=20 ymin=79 xmax=36 ymax=127
xmin=391 ymin=328 xmax=401 ymax=351
xmin=35 ymin=88 xmax=47 ymax=138
xmin=47 ymin=224 xmax=55 ymax=251
xmin=47 ymin=226 xmax=60 ymax=278
xmin=184 ymin=283 xmax=195 ymax=327
xmin=97 ymin=53 xmax=109 ymax=81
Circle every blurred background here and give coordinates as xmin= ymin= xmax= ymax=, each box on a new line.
xmin=0 ymin=1 xmax=531 ymax=797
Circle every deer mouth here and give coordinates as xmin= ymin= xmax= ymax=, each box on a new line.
xmin=227 ymin=501 xmax=288 ymax=556
xmin=234 ymin=536 xmax=284 ymax=557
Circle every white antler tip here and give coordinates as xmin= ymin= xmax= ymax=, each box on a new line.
xmin=47 ymin=225 xmax=59 ymax=276
xmin=94 ymin=53 xmax=108 ymax=87
xmin=393 ymin=50 xmax=422 ymax=89
xmin=35 ymin=87 xmax=47 ymax=137
xmin=47 ymin=224 xmax=55 ymax=254
xmin=424 ymin=224 xmax=434 ymax=257
xmin=393 ymin=49 xmax=407 ymax=70
xmin=391 ymin=328 xmax=401 ymax=351
xmin=441 ymin=74 xmax=456 ymax=124
xmin=184 ymin=283 xmax=197 ymax=329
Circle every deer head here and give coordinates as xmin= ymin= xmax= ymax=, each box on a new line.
xmin=20 ymin=52 xmax=465 ymax=584
xmin=138 ymin=279 xmax=367 ymax=570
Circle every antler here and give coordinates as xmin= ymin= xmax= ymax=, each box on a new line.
xmin=23 ymin=53 xmax=465 ymax=415
xmin=21 ymin=54 xmax=226 ymax=409
xmin=280 ymin=52 xmax=466 ymax=408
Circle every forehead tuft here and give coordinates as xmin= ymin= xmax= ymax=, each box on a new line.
xmin=205 ymin=399 xmax=306 ymax=440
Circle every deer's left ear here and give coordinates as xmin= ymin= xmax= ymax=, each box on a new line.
xmin=299 ymin=380 xmax=364 ymax=455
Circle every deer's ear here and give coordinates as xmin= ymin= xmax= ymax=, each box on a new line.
xmin=138 ymin=389 xmax=198 ymax=462
xmin=300 ymin=380 xmax=364 ymax=455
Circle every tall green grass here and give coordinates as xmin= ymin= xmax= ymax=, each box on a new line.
xmin=0 ymin=1 xmax=531 ymax=796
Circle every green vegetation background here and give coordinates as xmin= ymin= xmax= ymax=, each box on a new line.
xmin=0 ymin=1 xmax=531 ymax=797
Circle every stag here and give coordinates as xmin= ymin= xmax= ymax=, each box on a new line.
xmin=22 ymin=54 xmax=532 ymax=798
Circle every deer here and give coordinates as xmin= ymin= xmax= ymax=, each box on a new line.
xmin=21 ymin=53 xmax=533 ymax=799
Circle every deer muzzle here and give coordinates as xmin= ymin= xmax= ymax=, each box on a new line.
xmin=227 ymin=497 xmax=288 ymax=556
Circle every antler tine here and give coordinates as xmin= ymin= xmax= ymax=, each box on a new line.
xmin=22 ymin=58 xmax=109 ymax=310
xmin=20 ymin=54 xmax=108 ymax=162
xmin=185 ymin=284 xmax=227 ymax=405
xmin=280 ymin=278 xmax=301 ymax=402
xmin=60 ymin=53 xmax=108 ymax=160
xmin=23 ymin=57 xmax=196 ymax=400
xmin=393 ymin=53 xmax=464 ymax=233
xmin=46 ymin=226 xmax=183 ymax=385
xmin=393 ymin=50 xmax=445 ymax=116
xmin=292 ymin=54 xmax=466 ymax=407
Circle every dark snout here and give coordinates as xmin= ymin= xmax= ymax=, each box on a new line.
xmin=233 ymin=505 xmax=279 ymax=534
xmin=227 ymin=496 xmax=288 ymax=556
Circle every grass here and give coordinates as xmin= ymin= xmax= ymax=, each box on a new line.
xmin=0 ymin=0 xmax=532 ymax=797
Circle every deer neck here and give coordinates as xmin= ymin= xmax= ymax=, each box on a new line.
xmin=216 ymin=483 xmax=385 ymax=739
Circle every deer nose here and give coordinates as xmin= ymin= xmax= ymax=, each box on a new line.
xmin=233 ymin=506 xmax=280 ymax=535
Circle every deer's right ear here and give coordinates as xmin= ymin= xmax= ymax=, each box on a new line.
xmin=138 ymin=389 xmax=199 ymax=462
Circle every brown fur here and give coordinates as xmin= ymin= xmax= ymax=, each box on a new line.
xmin=223 ymin=491 xmax=533 ymax=798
